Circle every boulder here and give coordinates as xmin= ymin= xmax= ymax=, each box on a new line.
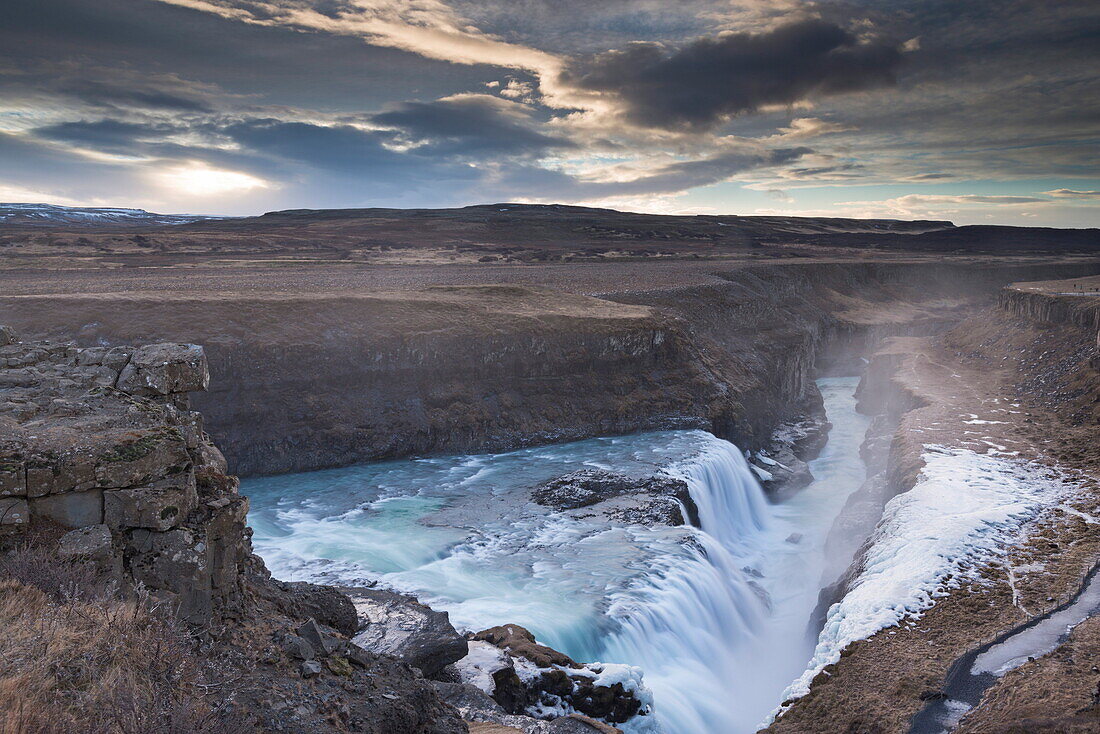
xmin=532 ymin=470 xmax=698 ymax=527
xmin=568 ymin=678 xmax=640 ymax=723
xmin=104 ymin=473 xmax=198 ymax=531
xmin=116 ymin=343 xmax=209 ymax=397
xmin=280 ymin=634 xmax=315 ymax=661
xmin=258 ymin=579 xmax=359 ymax=636
xmin=491 ymin=667 xmax=530 ymax=715
xmin=749 ymin=449 xmax=813 ymax=497
xmin=350 ymin=587 xmax=468 ymax=677
xmin=58 ymin=524 xmax=113 ymax=567
xmin=474 ymin=625 xmax=576 ymax=668
xmin=299 ymin=660 xmax=322 ymax=679
xmin=297 ymin=618 xmax=343 ymax=656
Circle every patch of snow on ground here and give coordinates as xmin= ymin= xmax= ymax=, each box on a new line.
xmin=1058 ymin=505 xmax=1100 ymax=524
xmin=455 ymin=640 xmax=511 ymax=692
xmin=971 ymin=567 xmax=1100 ymax=676
xmin=775 ymin=446 xmax=1073 ymax=712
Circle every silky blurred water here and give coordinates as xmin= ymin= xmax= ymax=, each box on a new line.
xmin=246 ymin=377 xmax=869 ymax=733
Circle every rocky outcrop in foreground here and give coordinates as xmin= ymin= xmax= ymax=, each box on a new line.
xmin=0 ymin=328 xmax=247 ymax=623
xmin=0 ymin=327 xmax=630 ymax=734
xmin=439 ymin=624 xmax=649 ymax=733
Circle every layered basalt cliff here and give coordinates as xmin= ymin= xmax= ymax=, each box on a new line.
xmin=0 ymin=329 xmax=480 ymax=734
xmin=2 ymin=261 xmax=1096 ymax=478
xmin=0 ymin=287 xmax=738 ymax=476
xmin=0 ymin=329 xmax=249 ymax=622
xmin=999 ymin=280 xmax=1100 ymax=333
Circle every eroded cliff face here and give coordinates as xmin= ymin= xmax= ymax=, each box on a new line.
xmin=0 ymin=331 xmax=250 ymax=623
xmin=608 ymin=261 xmax=1100 ymax=453
xmin=2 ymin=261 xmax=1097 ymax=477
xmin=0 ymin=329 xmax=480 ymax=734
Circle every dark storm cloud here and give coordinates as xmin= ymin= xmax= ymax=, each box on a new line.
xmin=567 ymin=19 xmax=904 ymax=131
xmin=371 ymin=96 xmax=575 ymax=158
xmin=613 ymin=147 xmax=811 ymax=194
xmin=219 ymin=120 xmax=415 ymax=175
xmin=782 ymin=162 xmax=866 ymax=180
xmin=56 ymin=79 xmax=215 ymax=113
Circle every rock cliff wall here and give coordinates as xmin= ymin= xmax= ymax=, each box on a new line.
xmin=0 ymin=329 xmax=250 ymax=623
xmin=609 ymin=261 xmax=1099 ymax=453
xmin=773 ymin=278 xmax=1100 ymax=732
xmin=2 ymin=261 xmax=1096 ymax=477
xmin=999 ymin=284 xmax=1100 ymax=335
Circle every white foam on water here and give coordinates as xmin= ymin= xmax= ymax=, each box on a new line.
xmin=246 ymin=378 xmax=873 ymax=734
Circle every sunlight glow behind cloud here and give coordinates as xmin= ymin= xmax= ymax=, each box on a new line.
xmin=152 ymin=162 xmax=270 ymax=196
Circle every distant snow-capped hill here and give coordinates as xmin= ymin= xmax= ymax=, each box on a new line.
xmin=0 ymin=203 xmax=223 ymax=226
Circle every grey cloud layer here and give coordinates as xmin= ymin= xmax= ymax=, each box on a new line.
xmin=371 ymin=96 xmax=575 ymax=158
xmin=566 ymin=19 xmax=904 ymax=130
xmin=0 ymin=0 xmax=1097 ymax=216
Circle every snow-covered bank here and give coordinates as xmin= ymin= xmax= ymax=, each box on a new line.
xmin=779 ymin=446 xmax=1075 ymax=710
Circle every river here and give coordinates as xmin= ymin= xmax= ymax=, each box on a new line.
xmin=246 ymin=376 xmax=870 ymax=733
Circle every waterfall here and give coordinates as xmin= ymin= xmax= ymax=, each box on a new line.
xmin=247 ymin=380 xmax=868 ymax=734
xmin=601 ymin=438 xmax=778 ymax=734
xmin=668 ymin=439 xmax=772 ymax=545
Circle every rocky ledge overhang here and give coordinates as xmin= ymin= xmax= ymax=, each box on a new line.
xmin=0 ymin=325 xmax=250 ymax=624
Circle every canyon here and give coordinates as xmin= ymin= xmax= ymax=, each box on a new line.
xmin=1 ymin=204 xmax=1099 ymax=733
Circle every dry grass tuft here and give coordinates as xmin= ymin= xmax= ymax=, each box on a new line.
xmin=0 ymin=539 xmax=249 ymax=734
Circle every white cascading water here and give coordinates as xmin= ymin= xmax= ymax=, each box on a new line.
xmin=599 ymin=441 xmax=779 ymax=732
xmin=246 ymin=377 xmax=870 ymax=734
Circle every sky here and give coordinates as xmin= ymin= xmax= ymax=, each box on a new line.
xmin=1 ymin=0 xmax=1098 ymax=226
